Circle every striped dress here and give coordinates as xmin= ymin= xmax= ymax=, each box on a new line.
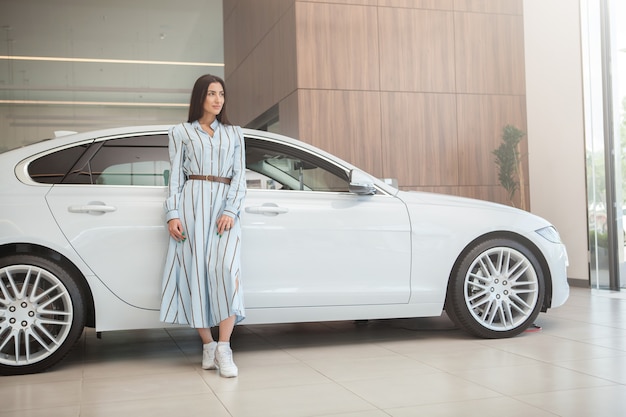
xmin=160 ymin=120 xmax=246 ymax=328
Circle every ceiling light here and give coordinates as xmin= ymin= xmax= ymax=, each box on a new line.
xmin=0 ymin=99 xmax=188 ymax=107
xmin=0 ymin=55 xmax=223 ymax=67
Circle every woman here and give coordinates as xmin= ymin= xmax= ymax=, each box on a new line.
xmin=160 ymin=74 xmax=246 ymax=378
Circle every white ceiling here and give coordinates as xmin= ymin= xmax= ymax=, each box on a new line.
xmin=0 ymin=0 xmax=225 ymax=106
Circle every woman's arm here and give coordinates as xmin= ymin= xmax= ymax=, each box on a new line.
xmin=223 ymin=125 xmax=246 ymax=219
xmin=164 ymin=124 xmax=186 ymax=222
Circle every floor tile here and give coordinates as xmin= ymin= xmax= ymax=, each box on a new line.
xmin=452 ymin=363 xmax=613 ymax=396
xmin=2 ymin=287 xmax=625 ymax=417
xmin=78 ymin=394 xmax=231 ymax=417
xmin=340 ymin=372 xmax=501 ymax=409
xmin=515 ymin=385 xmax=626 ymax=417
xmin=80 ymin=371 xmax=211 ymax=404
xmin=0 ymin=406 xmax=80 ymax=417
xmin=386 ymin=396 xmax=559 ymax=417
xmin=216 ymin=383 xmax=375 ymax=417
xmin=0 ymin=380 xmax=82 ymax=411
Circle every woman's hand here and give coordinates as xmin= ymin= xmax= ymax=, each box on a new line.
xmin=168 ymin=218 xmax=185 ymax=241
xmin=216 ymin=214 xmax=234 ymax=236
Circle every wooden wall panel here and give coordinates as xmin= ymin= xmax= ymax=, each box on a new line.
xmin=454 ymin=0 xmax=523 ymax=15
xmin=222 ymin=0 xmax=237 ymax=22
xmin=456 ymin=94 xmax=527 ymax=188
xmin=378 ymin=0 xmax=454 ymax=10
xmin=380 ymin=92 xmax=458 ymax=186
xmin=223 ymin=0 xmax=294 ymax=78
xmin=226 ymin=4 xmax=297 ymax=125
xmin=297 ymin=90 xmax=383 ymax=176
xmin=295 ymin=2 xmax=380 ymax=90
xmin=303 ymin=0 xmax=376 ymax=5
xmin=378 ymin=8 xmax=455 ymax=93
xmin=455 ymin=12 xmax=526 ymax=94
xmin=278 ymin=90 xmax=300 ymax=139
xmin=224 ymin=0 xmax=530 ymax=208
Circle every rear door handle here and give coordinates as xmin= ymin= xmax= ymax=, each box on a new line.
xmin=68 ymin=204 xmax=117 ymax=214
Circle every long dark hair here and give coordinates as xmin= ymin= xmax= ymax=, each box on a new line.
xmin=187 ymin=74 xmax=232 ymax=125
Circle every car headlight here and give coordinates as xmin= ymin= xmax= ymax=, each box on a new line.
xmin=536 ymin=226 xmax=562 ymax=244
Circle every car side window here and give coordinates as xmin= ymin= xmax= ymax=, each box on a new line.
xmin=245 ymin=137 xmax=350 ymax=192
xmin=28 ymin=143 xmax=91 ymax=184
xmin=64 ymin=135 xmax=170 ymax=186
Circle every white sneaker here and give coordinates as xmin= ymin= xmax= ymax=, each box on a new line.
xmin=202 ymin=342 xmax=218 ymax=370
xmin=214 ymin=344 xmax=238 ymax=377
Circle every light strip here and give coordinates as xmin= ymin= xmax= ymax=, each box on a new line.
xmin=0 ymin=55 xmax=223 ymax=67
xmin=0 ymin=99 xmax=187 ymax=107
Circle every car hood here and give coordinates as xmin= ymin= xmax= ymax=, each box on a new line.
xmin=398 ymin=189 xmax=555 ymax=231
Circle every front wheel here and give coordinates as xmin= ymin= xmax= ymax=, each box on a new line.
xmin=0 ymin=255 xmax=85 ymax=375
xmin=445 ymin=238 xmax=545 ymax=338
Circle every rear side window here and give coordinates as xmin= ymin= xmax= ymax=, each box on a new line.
xmin=28 ymin=144 xmax=89 ymax=184
xmin=67 ymin=135 xmax=170 ymax=185
xmin=28 ymin=135 xmax=170 ymax=186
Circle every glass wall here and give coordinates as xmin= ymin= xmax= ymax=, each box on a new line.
xmin=583 ymin=0 xmax=626 ymax=289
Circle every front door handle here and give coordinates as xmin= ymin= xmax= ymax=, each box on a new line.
xmin=245 ymin=204 xmax=288 ymax=215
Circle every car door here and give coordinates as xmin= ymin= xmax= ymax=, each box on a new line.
xmin=45 ymin=133 xmax=170 ymax=310
xmin=242 ymin=137 xmax=411 ymax=308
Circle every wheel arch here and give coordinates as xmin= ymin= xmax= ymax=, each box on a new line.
xmin=0 ymin=243 xmax=96 ymax=327
xmin=446 ymin=231 xmax=553 ymax=313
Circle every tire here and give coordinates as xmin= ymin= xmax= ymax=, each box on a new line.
xmin=445 ymin=238 xmax=545 ymax=339
xmin=0 ymin=254 xmax=85 ymax=375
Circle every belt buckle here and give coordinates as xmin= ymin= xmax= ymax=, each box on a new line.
xmin=205 ymin=175 xmax=211 ymax=181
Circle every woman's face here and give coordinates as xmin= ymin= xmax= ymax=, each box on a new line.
xmin=203 ymin=81 xmax=225 ymax=118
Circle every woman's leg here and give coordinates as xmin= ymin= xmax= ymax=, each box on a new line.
xmin=199 ymin=328 xmax=217 ymax=370
xmin=218 ymin=315 xmax=236 ymax=342
xmin=215 ymin=315 xmax=238 ymax=377
xmin=197 ymin=328 xmax=214 ymax=344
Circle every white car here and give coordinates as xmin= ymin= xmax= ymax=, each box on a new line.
xmin=0 ymin=125 xmax=569 ymax=375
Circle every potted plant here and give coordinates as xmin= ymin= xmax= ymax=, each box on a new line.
xmin=492 ymin=124 xmax=527 ymax=210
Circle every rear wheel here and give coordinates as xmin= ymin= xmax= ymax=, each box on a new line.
xmin=0 ymin=255 xmax=85 ymax=375
xmin=445 ymin=238 xmax=545 ymax=338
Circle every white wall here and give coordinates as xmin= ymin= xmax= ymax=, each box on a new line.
xmin=523 ymin=0 xmax=589 ymax=284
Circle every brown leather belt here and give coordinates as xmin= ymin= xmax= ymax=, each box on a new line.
xmin=188 ymin=175 xmax=232 ymax=185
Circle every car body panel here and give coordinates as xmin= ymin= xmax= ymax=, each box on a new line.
xmin=45 ymin=185 xmax=170 ymax=309
xmin=242 ymin=189 xmax=411 ymax=308
xmin=0 ymin=125 xmax=569 ymax=334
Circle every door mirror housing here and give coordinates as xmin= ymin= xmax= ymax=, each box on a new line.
xmin=349 ymin=169 xmax=376 ymax=195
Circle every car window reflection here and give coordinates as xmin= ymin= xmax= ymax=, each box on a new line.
xmin=245 ymin=138 xmax=349 ymax=192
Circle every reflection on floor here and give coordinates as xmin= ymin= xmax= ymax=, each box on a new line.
xmin=2 ymin=287 xmax=626 ymax=417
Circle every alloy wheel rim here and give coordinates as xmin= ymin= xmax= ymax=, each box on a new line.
xmin=464 ymin=247 xmax=539 ymax=331
xmin=0 ymin=264 xmax=73 ymax=366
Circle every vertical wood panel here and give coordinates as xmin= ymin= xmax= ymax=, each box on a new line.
xmin=223 ymin=0 xmax=294 ymax=78
xmin=381 ymin=92 xmax=458 ymax=186
xmin=378 ymin=8 xmax=455 ymax=92
xmin=226 ymin=3 xmax=297 ymax=125
xmin=455 ymin=12 xmax=526 ymax=94
xmin=378 ymin=0 xmax=454 ymax=10
xmin=296 ymin=2 xmax=379 ymax=90
xmin=279 ymin=91 xmax=300 ymax=138
xmin=456 ymin=94 xmax=527 ymax=188
xmin=225 ymin=2 xmax=530 ymax=208
xmin=298 ymin=90 xmax=382 ymax=176
xmin=454 ymin=0 xmax=523 ymax=15
xmin=303 ymin=0 xmax=376 ymax=4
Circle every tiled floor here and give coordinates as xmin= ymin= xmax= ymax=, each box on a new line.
xmin=2 ymin=286 xmax=626 ymax=417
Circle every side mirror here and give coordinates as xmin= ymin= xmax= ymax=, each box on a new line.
xmin=349 ymin=169 xmax=376 ymax=195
